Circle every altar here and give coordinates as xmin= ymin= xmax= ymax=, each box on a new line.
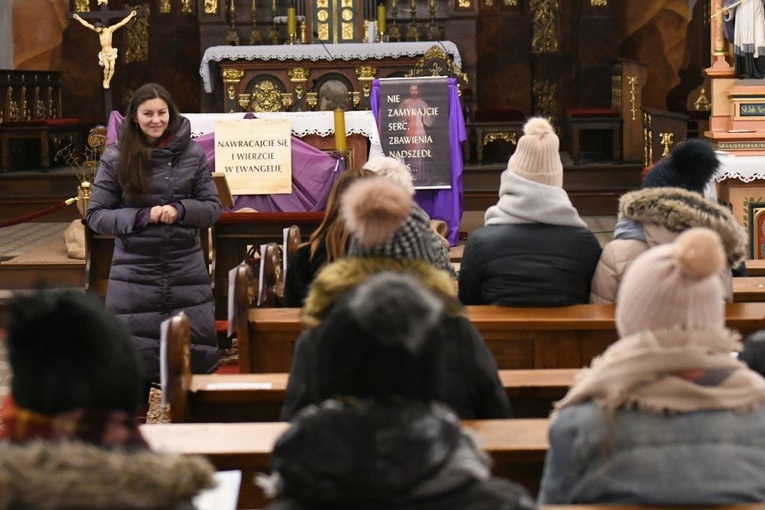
xmin=714 ymin=152 xmax=765 ymax=258
xmin=199 ymin=41 xmax=465 ymax=113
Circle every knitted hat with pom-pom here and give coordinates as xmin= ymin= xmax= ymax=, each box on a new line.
xmin=642 ymin=138 xmax=720 ymax=194
xmin=616 ymin=227 xmax=726 ymax=337
xmin=342 ymin=176 xmax=436 ymax=262
xmin=507 ymin=117 xmax=563 ymax=187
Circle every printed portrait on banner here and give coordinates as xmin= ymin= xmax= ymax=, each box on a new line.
xmin=379 ymin=77 xmax=451 ymax=189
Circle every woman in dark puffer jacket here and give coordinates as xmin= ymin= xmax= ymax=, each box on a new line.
xmin=87 ymin=83 xmax=221 ymax=391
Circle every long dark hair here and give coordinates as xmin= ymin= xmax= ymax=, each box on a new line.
xmin=306 ymin=168 xmax=375 ymax=264
xmin=117 ymin=83 xmax=181 ymax=199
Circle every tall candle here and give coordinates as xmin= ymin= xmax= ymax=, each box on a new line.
xmin=378 ymin=3 xmax=386 ymax=35
xmin=287 ymin=7 xmax=297 ymax=37
xmin=334 ymin=108 xmax=347 ymax=151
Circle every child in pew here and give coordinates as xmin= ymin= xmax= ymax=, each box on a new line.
xmin=539 ymin=228 xmax=765 ymax=505
xmin=0 ymin=289 xmax=216 ymax=509
xmin=262 ymin=273 xmax=536 ymax=510
xmin=281 ymin=177 xmax=511 ymax=420
xmin=283 ymin=168 xmax=375 ymax=307
xmin=458 ymin=117 xmax=602 ymax=307
xmin=363 ymin=155 xmax=458 ymax=279
xmin=591 ymin=138 xmax=747 ymax=304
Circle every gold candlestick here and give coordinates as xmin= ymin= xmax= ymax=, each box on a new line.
xmin=407 ymin=0 xmax=419 ymax=42
xmin=249 ymin=0 xmax=263 ymax=44
xmin=226 ymin=0 xmax=240 ymax=45
xmin=389 ymin=0 xmax=401 ymax=42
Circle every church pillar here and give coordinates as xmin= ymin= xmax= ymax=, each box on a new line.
xmin=0 ymin=1 xmax=12 ymax=68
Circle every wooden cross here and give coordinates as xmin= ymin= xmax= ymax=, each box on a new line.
xmin=67 ymin=2 xmax=144 ymax=119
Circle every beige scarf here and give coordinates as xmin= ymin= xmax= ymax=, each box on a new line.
xmin=553 ymin=327 xmax=765 ymax=418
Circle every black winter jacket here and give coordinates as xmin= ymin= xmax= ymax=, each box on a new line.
xmin=458 ymin=223 xmax=601 ymax=307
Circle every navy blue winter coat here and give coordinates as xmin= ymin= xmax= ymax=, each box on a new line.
xmin=86 ymin=117 xmax=221 ymax=382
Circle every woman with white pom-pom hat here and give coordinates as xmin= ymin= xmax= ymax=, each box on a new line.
xmin=539 ymin=228 xmax=765 ymax=505
xmin=458 ymin=116 xmax=602 ymax=307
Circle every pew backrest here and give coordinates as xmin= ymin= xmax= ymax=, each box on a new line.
xmin=237 ymin=302 xmax=765 ymax=373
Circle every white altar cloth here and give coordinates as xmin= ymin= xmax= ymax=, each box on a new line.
xmin=704 ymin=151 xmax=765 ymax=202
xmin=199 ymin=41 xmax=462 ymax=93
xmin=183 ymin=110 xmax=383 ymax=159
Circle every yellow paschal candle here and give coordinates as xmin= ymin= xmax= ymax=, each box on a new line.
xmin=287 ymin=7 xmax=297 ymax=37
xmin=378 ymin=4 xmax=386 ymax=36
xmin=334 ymin=108 xmax=347 ymax=151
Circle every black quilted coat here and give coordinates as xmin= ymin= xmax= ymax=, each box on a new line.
xmin=86 ymin=117 xmax=221 ymax=382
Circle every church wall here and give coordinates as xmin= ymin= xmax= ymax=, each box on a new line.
xmin=0 ymin=1 xmax=13 ymax=69
xmin=11 ymin=0 xmax=704 ymax=136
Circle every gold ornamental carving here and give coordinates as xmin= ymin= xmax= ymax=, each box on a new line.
xmin=531 ymin=0 xmax=559 ymax=54
xmin=181 ymin=0 xmax=193 ymax=13
xmin=222 ymin=68 xmax=244 ymax=107
xmin=160 ymin=0 xmax=171 ymax=13
xmin=660 ymin=132 xmax=674 ymax=158
xmin=590 ymin=0 xmax=607 ymax=5
xmin=458 ymin=0 xmax=471 ymax=6
xmin=505 ymin=0 xmax=518 ymax=4
xmin=532 ymin=79 xmax=558 ymax=125
xmin=288 ymin=67 xmax=310 ymax=83
xmin=75 ymin=0 xmax=90 ymax=12
xmin=627 ymin=75 xmax=638 ymax=121
xmin=484 ymin=132 xmax=517 ymax=146
xmin=205 ymin=0 xmax=218 ymax=14
xmin=643 ymin=111 xmax=653 ymax=167
xmin=694 ymin=88 xmax=711 ymax=111
xmin=251 ymin=80 xmax=284 ymax=112
xmin=125 ymin=3 xmax=149 ymax=63
xmin=355 ymin=65 xmax=378 ymax=98
xmin=48 ymin=86 xmax=57 ymax=118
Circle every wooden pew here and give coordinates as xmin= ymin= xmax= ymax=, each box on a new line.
xmin=746 ymin=259 xmax=765 ymax=277
xmin=212 ymin=212 xmax=324 ymax=320
xmin=142 ymin=418 xmax=549 ymax=510
xmin=733 ymin=276 xmax=765 ymax=302
xmin=237 ymin=300 xmax=765 ymax=373
xmin=173 ymin=370 xmax=575 ymax=423
xmin=168 ymin=306 xmax=575 ymax=421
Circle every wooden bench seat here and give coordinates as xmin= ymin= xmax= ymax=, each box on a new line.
xmin=141 ymin=418 xmax=549 ymax=510
xmin=746 ymin=259 xmax=765 ymax=277
xmin=174 ymin=369 xmax=576 ymax=423
xmin=734 ymin=276 xmax=765 ymax=301
xmin=237 ymin=301 xmax=765 ymax=373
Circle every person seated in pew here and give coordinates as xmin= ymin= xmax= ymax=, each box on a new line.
xmin=283 ymin=168 xmax=375 ymax=307
xmin=281 ymin=177 xmax=511 ymax=420
xmin=363 ymin=156 xmax=458 ymax=279
xmin=539 ymin=228 xmax=765 ymax=505
xmin=740 ymin=330 xmax=765 ymax=378
xmin=262 ymin=273 xmax=536 ymax=510
xmin=591 ymin=138 xmax=747 ymax=304
xmin=458 ymin=117 xmax=602 ymax=306
xmin=0 ymin=289 xmax=216 ymax=509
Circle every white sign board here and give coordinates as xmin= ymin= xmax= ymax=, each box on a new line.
xmin=214 ymin=118 xmax=292 ymax=195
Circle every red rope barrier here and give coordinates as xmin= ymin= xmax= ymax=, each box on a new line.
xmin=0 ymin=200 xmax=75 ymax=229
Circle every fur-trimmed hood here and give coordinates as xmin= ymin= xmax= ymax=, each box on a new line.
xmin=0 ymin=441 xmax=215 ymax=509
xmin=618 ymin=187 xmax=747 ymax=266
xmin=302 ymin=257 xmax=461 ymax=328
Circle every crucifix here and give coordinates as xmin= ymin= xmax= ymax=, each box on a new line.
xmin=68 ymin=1 xmax=143 ymax=117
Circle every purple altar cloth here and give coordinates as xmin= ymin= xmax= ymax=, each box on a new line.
xmin=106 ymin=111 xmax=345 ymax=212
xmin=371 ymin=77 xmax=466 ymax=246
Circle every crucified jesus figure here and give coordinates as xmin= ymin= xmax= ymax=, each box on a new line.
xmin=72 ymin=10 xmax=137 ymax=89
